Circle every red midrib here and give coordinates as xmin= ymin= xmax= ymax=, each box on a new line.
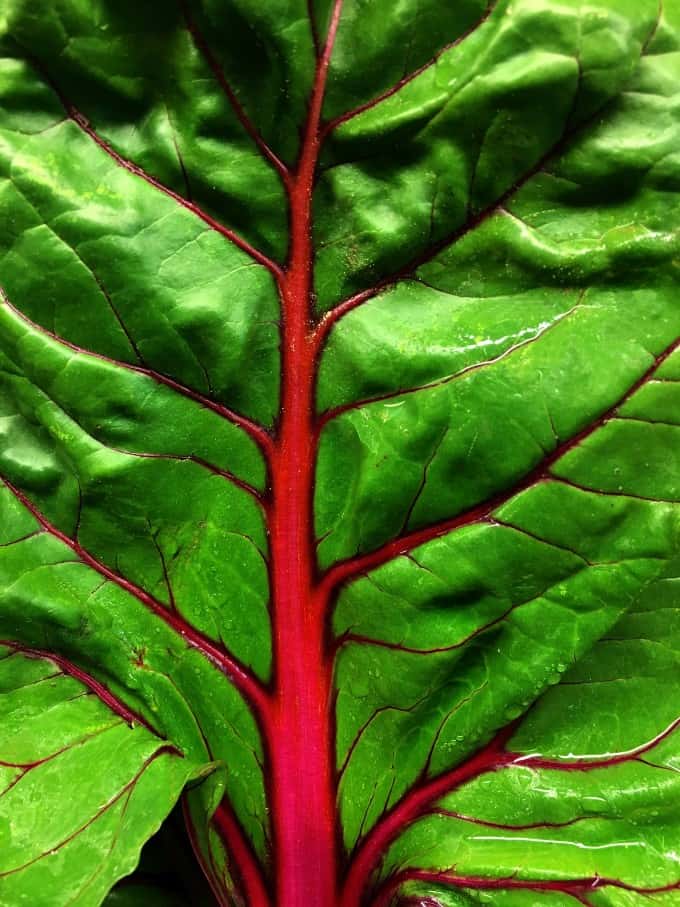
xmin=265 ymin=3 xmax=345 ymax=905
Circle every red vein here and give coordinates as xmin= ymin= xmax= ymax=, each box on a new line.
xmin=0 ymin=748 xmax=180 ymax=879
xmin=49 ymin=236 xmax=144 ymax=364
xmin=312 ymin=37 xmax=658 ymax=352
xmin=5 ymin=314 xmax=264 ymax=501
xmin=0 ymin=639 xmax=152 ymax=730
xmin=0 ymin=291 xmax=275 ymax=462
xmin=340 ymin=724 xmax=518 ymax=907
xmin=183 ymin=798 xmax=232 ymax=907
xmin=373 ymin=871 xmax=680 ymax=907
xmin=320 ymin=336 xmax=680 ymax=596
xmin=342 ymin=710 xmax=680 ymax=906
xmin=212 ymin=801 xmax=271 ymax=907
xmin=165 ymin=101 xmax=193 ymax=202
xmin=294 ymin=0 xmax=345 ymax=204
xmin=313 ymin=156 xmax=554 ymax=350
xmin=190 ymin=456 xmax=265 ymax=501
xmin=94 ymin=447 xmax=264 ymax=504
xmin=24 ymin=55 xmax=283 ymax=278
xmin=0 ymin=713 xmax=127 ymax=775
xmin=62 ymin=762 xmax=145 ymax=907
xmin=399 ymin=427 xmax=448 ymax=535
xmin=430 ymin=809 xmax=592 ymax=832
xmin=323 ymin=0 xmax=499 ymax=134
xmin=554 ymin=475 xmax=680 ymax=506
xmin=317 ymin=298 xmax=581 ymax=431
xmin=510 ymin=713 xmax=680 ymax=771
xmin=0 ymin=667 xmax=63 ymax=695
xmin=336 ymin=588 xmax=544 ymax=657
xmin=1 ymin=480 xmax=270 ymax=718
xmin=338 ymin=693 xmax=430 ymax=783
xmin=178 ymin=0 xmax=290 ymax=183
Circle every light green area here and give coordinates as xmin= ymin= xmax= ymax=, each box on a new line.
xmin=0 ymin=648 xmax=197 ymax=906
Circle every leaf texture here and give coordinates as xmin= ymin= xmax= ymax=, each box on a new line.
xmin=0 ymin=645 xmax=195 ymax=905
xmin=0 ymin=0 xmax=679 ymax=905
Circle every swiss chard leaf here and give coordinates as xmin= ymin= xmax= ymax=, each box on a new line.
xmin=0 ymin=0 xmax=679 ymax=905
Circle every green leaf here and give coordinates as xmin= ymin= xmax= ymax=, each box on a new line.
xmin=0 ymin=0 xmax=679 ymax=905
xmin=376 ymin=561 xmax=680 ymax=904
xmin=0 ymin=645 xmax=196 ymax=905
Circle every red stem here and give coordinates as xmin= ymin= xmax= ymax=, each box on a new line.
xmin=13 ymin=8 xmax=675 ymax=906
xmin=264 ymin=3 xmax=344 ymax=904
xmin=212 ymin=802 xmax=271 ymax=907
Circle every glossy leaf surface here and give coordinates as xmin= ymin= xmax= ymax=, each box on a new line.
xmin=0 ymin=0 xmax=679 ymax=905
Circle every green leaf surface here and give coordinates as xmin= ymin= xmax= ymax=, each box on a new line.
xmin=0 ymin=645 xmax=196 ymax=906
xmin=0 ymin=0 xmax=679 ymax=905
xmin=377 ymin=561 xmax=680 ymax=904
